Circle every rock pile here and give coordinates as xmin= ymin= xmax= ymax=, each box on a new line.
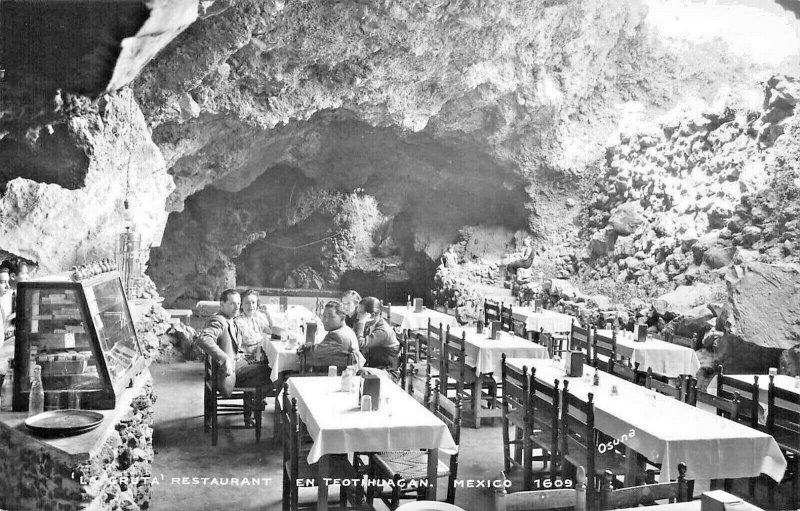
xmin=580 ymin=76 xmax=800 ymax=291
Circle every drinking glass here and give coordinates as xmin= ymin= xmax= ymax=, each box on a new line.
xmin=68 ymin=390 xmax=81 ymax=409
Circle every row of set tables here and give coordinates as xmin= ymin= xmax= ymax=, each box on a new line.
xmin=505 ymin=357 xmax=787 ymax=485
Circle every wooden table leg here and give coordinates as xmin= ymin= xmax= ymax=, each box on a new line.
xmin=317 ymin=454 xmax=329 ymax=511
xmin=427 ymin=448 xmax=439 ymax=501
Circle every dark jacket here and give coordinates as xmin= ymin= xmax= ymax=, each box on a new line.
xmin=361 ymin=318 xmax=400 ymax=369
xmin=305 ymin=325 xmax=360 ymax=369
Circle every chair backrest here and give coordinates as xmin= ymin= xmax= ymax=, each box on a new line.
xmin=299 ymin=345 xmax=357 ymax=374
xmin=391 ymin=330 xmax=410 ymax=391
xmin=767 ymin=374 xmax=800 ymax=453
xmin=501 ymin=355 xmax=531 ymax=483
xmin=717 ymin=366 xmax=760 ymax=429
xmin=495 ymin=466 xmax=587 ymax=511
xmin=645 ymin=367 xmax=681 ymax=399
xmin=426 ymin=320 xmax=445 ymax=376
xmin=608 ymin=359 xmax=642 ymax=385
xmin=443 ymin=328 xmax=467 ymax=398
xmin=667 ymin=331 xmax=697 ymax=350
xmin=539 ymin=328 xmax=555 ymax=358
xmin=485 ymin=299 xmax=501 ymax=324
xmin=500 ymin=302 xmax=514 ymax=332
xmin=600 ymin=462 xmax=690 ymax=509
xmin=432 ymin=379 xmax=462 ymax=504
xmin=530 ymin=370 xmax=561 ymax=443
xmin=571 ymin=322 xmax=592 ymax=362
xmin=561 ymin=382 xmax=596 ymax=509
xmin=380 ymin=301 xmax=391 ymax=323
xmin=592 ymin=328 xmax=616 ymax=371
xmin=685 ymin=376 xmax=740 ymax=420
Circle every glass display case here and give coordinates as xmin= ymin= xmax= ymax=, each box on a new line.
xmin=12 ymin=271 xmax=145 ymax=411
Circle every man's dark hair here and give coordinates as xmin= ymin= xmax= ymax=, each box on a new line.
xmin=324 ymin=300 xmax=346 ymax=320
xmin=359 ymin=296 xmax=382 ymax=315
xmin=219 ymin=289 xmax=240 ymax=303
xmin=241 ymin=289 xmax=259 ymax=302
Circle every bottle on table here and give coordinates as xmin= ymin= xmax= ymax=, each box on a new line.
xmin=28 ymin=365 xmax=44 ymax=417
xmin=407 ymin=295 xmax=411 ymax=310
xmin=0 ymin=360 xmax=13 ymax=411
xmin=593 ymin=368 xmax=600 ymax=387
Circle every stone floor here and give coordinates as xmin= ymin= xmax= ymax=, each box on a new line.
xmin=149 ymin=362 xmax=503 ymax=511
xmin=149 ymin=361 xmax=795 ymax=511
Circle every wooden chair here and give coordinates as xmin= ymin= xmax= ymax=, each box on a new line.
xmin=388 ymin=330 xmax=412 ymax=392
xmin=495 ymin=466 xmax=587 ymax=511
xmin=608 ymin=359 xmax=643 ymax=385
xmin=599 ymin=462 xmax=691 ymax=509
xmin=666 ymin=331 xmax=698 ymax=350
xmin=501 ymin=355 xmax=533 ymax=491
xmin=529 ymin=372 xmax=561 ymax=484
xmin=298 ymin=345 xmax=357 ymax=375
xmin=500 ymin=302 xmax=515 ymax=332
xmin=560 ymin=381 xmax=626 ymax=510
xmin=485 ymin=299 xmax=501 ymax=324
xmin=203 ymin=355 xmax=264 ymax=446
xmin=717 ymin=366 xmax=761 ymax=430
xmin=592 ymin=328 xmax=616 ymax=372
xmin=367 ymin=380 xmax=462 ymax=509
xmin=426 ymin=319 xmax=445 ymax=381
xmin=281 ymin=384 xmax=359 ymax=511
xmin=539 ymin=329 xmax=569 ymax=359
xmin=645 ymin=367 xmax=682 ymax=399
xmin=571 ymin=322 xmax=592 ymax=363
xmin=442 ymin=328 xmax=498 ymax=428
xmin=767 ymin=374 xmax=800 ymax=508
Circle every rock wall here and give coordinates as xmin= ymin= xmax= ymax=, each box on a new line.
xmin=0 ymin=90 xmax=174 ymax=275
xmin=578 ymin=76 xmax=800 ymax=295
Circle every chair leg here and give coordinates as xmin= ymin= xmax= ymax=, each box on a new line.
xmin=282 ymin=467 xmax=291 ymax=511
xmin=203 ymin=385 xmax=210 ymax=433
xmin=211 ymin=392 xmax=219 ymax=446
xmin=390 ymin=474 xmax=402 ymax=510
xmin=254 ymin=388 xmax=263 ymax=443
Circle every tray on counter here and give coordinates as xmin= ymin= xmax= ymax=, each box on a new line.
xmin=24 ymin=409 xmax=104 ymax=437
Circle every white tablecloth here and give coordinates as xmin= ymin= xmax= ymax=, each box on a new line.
xmin=388 ymin=307 xmax=458 ymax=331
xmin=448 ymin=326 xmax=548 ymax=376
xmin=287 ymin=376 xmax=457 ymax=464
xmin=512 ymin=308 xmax=574 ymax=334
xmin=505 ymin=358 xmax=787 ymax=483
xmin=599 ymin=329 xmax=702 ymax=378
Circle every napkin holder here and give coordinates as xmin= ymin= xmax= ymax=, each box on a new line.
xmin=414 ymin=298 xmax=424 ymax=313
xmin=635 ymin=324 xmax=647 ymax=342
xmin=490 ymin=321 xmax=502 ymax=339
xmin=701 ymin=491 xmax=746 ymax=511
xmin=358 ymin=375 xmax=381 ymax=411
xmin=534 ymin=299 xmax=543 ymax=312
xmin=476 ymin=320 xmax=484 ymax=334
xmin=566 ymin=351 xmax=584 ymax=378
xmin=305 ymin=322 xmax=317 ymax=346
xmin=279 ymin=296 xmax=288 ymax=312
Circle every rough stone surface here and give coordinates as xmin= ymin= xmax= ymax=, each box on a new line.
xmin=653 ymin=284 xmax=715 ymax=316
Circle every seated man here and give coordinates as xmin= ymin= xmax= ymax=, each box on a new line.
xmin=357 ymin=297 xmax=400 ymax=370
xmin=303 ymin=301 xmax=362 ymax=371
xmin=195 ymin=289 xmax=271 ymax=427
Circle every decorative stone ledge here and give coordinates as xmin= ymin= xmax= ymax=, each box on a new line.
xmin=0 ymin=369 xmax=156 ymax=511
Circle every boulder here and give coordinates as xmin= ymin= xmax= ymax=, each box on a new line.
xmin=721 ymin=262 xmax=800 ymax=371
xmin=587 ymin=294 xmax=612 ymax=310
xmin=609 ymin=201 xmax=646 ymax=236
xmin=779 ymin=344 xmax=800 ymax=377
xmin=664 ymin=304 xmax=715 ymax=340
xmin=548 ymin=279 xmax=580 ymax=299
xmin=703 ymin=246 xmax=736 ymax=269
xmin=702 ymin=329 xmax=724 ymax=350
xmin=589 ymin=229 xmax=616 ymax=258
xmin=653 ymin=283 xmax=715 ymax=316
xmin=717 ymin=333 xmax=784 ymax=373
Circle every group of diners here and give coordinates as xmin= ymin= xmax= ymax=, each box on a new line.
xmin=194 ymin=288 xmax=401 ymax=426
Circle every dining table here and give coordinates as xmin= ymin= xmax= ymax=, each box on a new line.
xmin=505 ymin=358 xmax=787 ymax=485
xmin=511 ymin=307 xmax=574 ymax=334
xmin=287 ymin=375 xmax=458 ymax=511
xmin=388 ymin=306 xmax=458 ymax=331
xmin=596 ymin=329 xmax=701 ymax=378
xmin=448 ymin=326 xmax=549 ymax=427
xmin=260 ymin=304 xmax=326 ymax=381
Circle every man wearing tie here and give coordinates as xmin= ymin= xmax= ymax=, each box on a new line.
xmin=196 ymin=289 xmax=271 ymax=427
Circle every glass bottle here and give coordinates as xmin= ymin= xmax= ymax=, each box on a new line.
xmin=28 ymin=365 xmax=44 ymax=417
xmin=593 ymin=368 xmax=600 ymax=387
xmin=0 ymin=360 xmax=13 ymax=412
